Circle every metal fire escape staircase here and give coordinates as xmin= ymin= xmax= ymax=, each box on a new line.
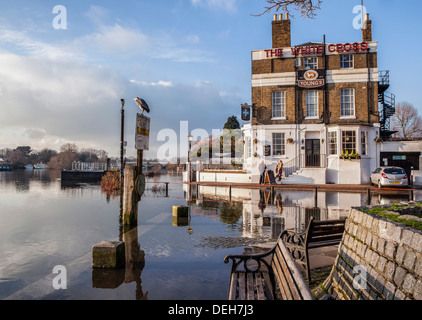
xmin=378 ymin=71 xmax=396 ymax=139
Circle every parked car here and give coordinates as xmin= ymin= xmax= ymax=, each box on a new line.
xmin=370 ymin=167 xmax=408 ymax=188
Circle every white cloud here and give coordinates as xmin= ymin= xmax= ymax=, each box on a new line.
xmin=0 ymin=26 xmax=79 ymax=60
xmin=0 ymin=53 xmax=240 ymax=158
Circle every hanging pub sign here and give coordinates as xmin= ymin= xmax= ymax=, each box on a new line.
xmin=135 ymin=113 xmax=150 ymax=150
xmin=241 ymin=103 xmax=251 ymax=121
xmin=297 ymin=69 xmax=325 ymax=88
xmin=264 ymin=145 xmax=271 ymax=157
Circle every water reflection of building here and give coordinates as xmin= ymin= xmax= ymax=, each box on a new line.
xmin=195 ymin=186 xmax=366 ymax=240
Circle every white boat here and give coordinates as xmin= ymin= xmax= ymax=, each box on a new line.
xmin=34 ymin=163 xmax=47 ymax=169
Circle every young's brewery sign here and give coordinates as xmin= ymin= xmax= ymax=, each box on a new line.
xmin=297 ymin=69 xmax=325 ymax=88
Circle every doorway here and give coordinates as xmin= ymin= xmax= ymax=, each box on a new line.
xmin=305 ymin=139 xmax=321 ymax=167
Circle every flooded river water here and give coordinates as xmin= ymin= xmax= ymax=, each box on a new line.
xmin=0 ymin=169 xmax=418 ymax=300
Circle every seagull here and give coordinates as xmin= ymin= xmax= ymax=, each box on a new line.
xmin=133 ymin=97 xmax=150 ymax=114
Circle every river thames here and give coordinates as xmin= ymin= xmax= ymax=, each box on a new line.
xmin=1 ymin=169 xmax=418 ymax=300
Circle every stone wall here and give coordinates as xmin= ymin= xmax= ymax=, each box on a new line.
xmin=315 ymin=208 xmax=422 ymax=300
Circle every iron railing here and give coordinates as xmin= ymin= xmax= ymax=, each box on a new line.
xmin=71 ymin=161 xmax=108 ymax=172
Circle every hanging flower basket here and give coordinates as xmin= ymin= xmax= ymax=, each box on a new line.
xmin=374 ymin=137 xmax=382 ymax=143
xmin=287 ymin=138 xmax=294 ymax=144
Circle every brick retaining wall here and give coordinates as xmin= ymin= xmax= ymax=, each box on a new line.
xmin=314 ymin=208 xmax=422 ymax=300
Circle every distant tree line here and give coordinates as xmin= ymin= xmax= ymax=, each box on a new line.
xmin=0 ymin=143 xmax=109 ymax=170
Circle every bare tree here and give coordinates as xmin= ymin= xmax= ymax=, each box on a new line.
xmin=391 ymin=102 xmax=422 ymax=140
xmin=255 ymin=0 xmax=323 ymax=18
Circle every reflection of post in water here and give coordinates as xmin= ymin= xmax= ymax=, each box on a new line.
xmin=92 ymin=226 xmax=147 ymax=300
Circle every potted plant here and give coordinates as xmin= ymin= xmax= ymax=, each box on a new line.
xmin=341 ymin=150 xmax=361 ymax=160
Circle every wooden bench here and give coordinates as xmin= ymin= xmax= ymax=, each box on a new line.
xmin=223 ymin=236 xmax=314 ymax=300
xmin=281 ymin=217 xmax=346 ymax=283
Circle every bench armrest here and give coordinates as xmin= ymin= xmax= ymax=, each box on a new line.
xmin=224 ymin=249 xmax=274 ymax=273
xmin=281 ymin=229 xmax=308 ymax=248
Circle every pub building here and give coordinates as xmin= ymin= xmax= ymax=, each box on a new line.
xmin=241 ymin=13 xmax=395 ymax=185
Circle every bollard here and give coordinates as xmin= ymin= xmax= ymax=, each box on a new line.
xmin=367 ymin=188 xmax=371 ymax=206
xmin=314 ymin=187 xmax=318 ymax=207
xmin=229 ymin=185 xmax=232 ymax=201
xmin=165 ymin=182 xmax=169 ymax=197
xmin=172 ymin=205 xmax=189 ymax=218
xmin=92 ymin=241 xmax=125 ymax=269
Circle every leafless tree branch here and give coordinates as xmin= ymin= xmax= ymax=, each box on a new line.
xmin=253 ymin=0 xmax=323 ymax=19
xmin=391 ymin=102 xmax=422 ymax=140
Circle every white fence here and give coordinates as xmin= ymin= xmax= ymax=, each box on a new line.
xmin=71 ymin=161 xmax=108 ymax=172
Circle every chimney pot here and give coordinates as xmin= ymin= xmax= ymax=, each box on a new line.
xmin=273 ymin=14 xmax=277 ymax=21
xmin=284 ymin=12 xmax=289 ymax=20
xmin=278 ymin=14 xmax=282 ymax=21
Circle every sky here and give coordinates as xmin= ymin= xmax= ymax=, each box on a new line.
xmin=0 ymin=0 xmax=421 ymax=160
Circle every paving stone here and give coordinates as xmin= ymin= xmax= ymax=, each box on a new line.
xmin=410 ymin=233 xmax=422 ymax=252
xmin=393 ymin=266 xmax=407 ymax=287
xmin=395 ymin=246 xmax=406 ymax=265
xmin=376 ymin=256 xmax=387 ymax=274
xmin=401 ymin=229 xmax=414 ymax=247
xmin=394 ymin=289 xmax=406 ymax=300
xmin=385 ymin=241 xmax=397 ymax=260
xmin=402 ymin=273 xmax=416 ymax=295
xmin=403 ymin=251 xmax=416 ymax=271
xmin=414 ymin=280 xmax=422 ymax=300
xmin=385 ymin=261 xmax=396 ymax=280
xmin=383 ymin=281 xmax=396 ymax=300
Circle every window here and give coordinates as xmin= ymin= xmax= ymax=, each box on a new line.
xmin=245 ymin=137 xmax=252 ymax=158
xmin=361 ymin=131 xmax=368 ymax=156
xmin=328 ymin=131 xmax=337 ymax=155
xmin=272 ymin=91 xmax=286 ymax=118
xmin=340 ymin=55 xmax=354 ymax=69
xmin=304 ymin=57 xmax=318 ymax=70
xmin=272 ymin=133 xmax=285 ymax=156
xmin=340 ymin=88 xmax=355 ymax=117
xmin=306 ymin=91 xmax=318 ymax=118
xmin=342 ymin=131 xmax=356 ymax=154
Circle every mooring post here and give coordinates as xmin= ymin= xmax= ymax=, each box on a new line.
xmin=409 ymin=189 xmax=414 ymax=202
xmin=314 ymin=187 xmax=318 ymax=207
xmin=367 ymin=188 xmax=371 ymax=206
xmin=165 ymin=182 xmax=169 ymax=197
xmin=229 ymin=185 xmax=232 ymax=201
xmin=122 ymin=165 xmax=138 ymax=226
xmin=271 ymin=186 xmax=275 ymax=204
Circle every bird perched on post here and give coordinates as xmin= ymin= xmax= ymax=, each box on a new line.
xmin=133 ymin=97 xmax=150 ymax=114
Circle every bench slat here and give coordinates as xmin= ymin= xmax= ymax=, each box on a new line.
xmin=274 ymin=245 xmax=303 ymax=300
xmin=277 ymin=240 xmax=314 ymax=300
xmin=262 ymin=272 xmax=275 ymax=300
xmin=313 ymin=219 xmax=346 ymax=226
xmin=238 ymin=273 xmax=246 ymax=300
xmin=272 ymin=250 xmax=294 ymax=300
xmin=255 ymin=273 xmax=266 ymax=300
xmin=310 ymin=234 xmax=343 ymax=242
xmin=247 ymin=273 xmax=255 ymax=300
xmin=228 ymin=273 xmax=238 ymax=300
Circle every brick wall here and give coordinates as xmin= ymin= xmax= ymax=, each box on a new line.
xmin=314 ymin=208 xmax=422 ymax=300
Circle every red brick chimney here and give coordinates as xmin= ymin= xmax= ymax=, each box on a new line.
xmin=272 ymin=13 xmax=291 ymax=48
xmin=362 ymin=14 xmax=372 ymax=42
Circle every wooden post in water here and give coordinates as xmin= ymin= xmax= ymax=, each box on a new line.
xmin=122 ymin=165 xmax=138 ymax=226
